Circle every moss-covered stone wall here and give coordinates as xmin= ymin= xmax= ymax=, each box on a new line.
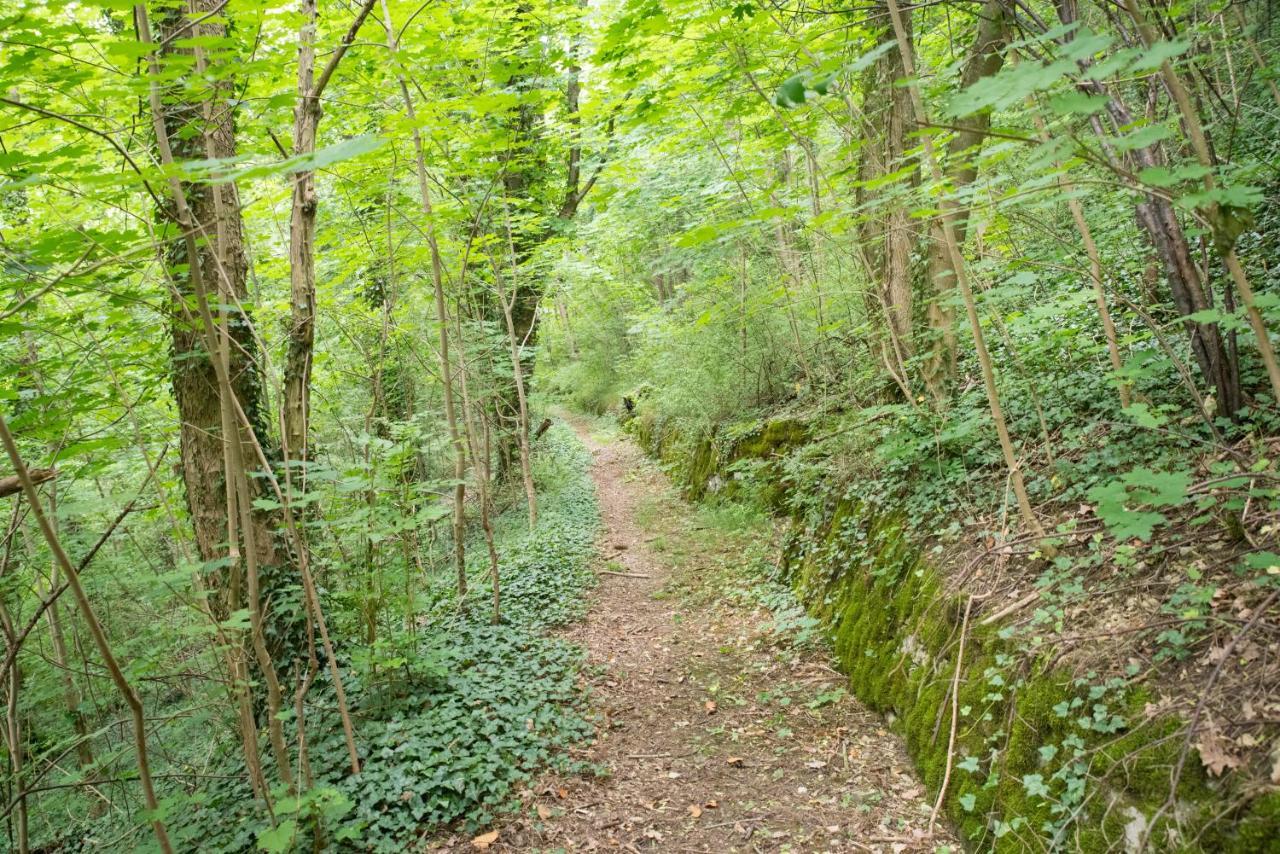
xmin=786 ymin=500 xmax=1279 ymax=851
xmin=627 ymin=412 xmax=807 ymax=507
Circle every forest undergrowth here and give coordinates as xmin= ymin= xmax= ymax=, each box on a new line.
xmin=62 ymin=426 xmax=601 ymax=853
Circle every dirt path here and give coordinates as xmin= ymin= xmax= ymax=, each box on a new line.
xmin=438 ymin=422 xmax=955 ymax=853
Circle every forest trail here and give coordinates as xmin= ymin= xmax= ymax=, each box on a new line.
xmin=437 ymin=420 xmax=957 ymax=852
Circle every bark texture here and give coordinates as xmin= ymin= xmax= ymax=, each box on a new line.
xmin=856 ymin=0 xmax=918 ymax=370
xmin=158 ymin=0 xmax=288 ymax=621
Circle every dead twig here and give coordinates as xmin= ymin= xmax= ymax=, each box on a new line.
xmin=930 ymin=595 xmax=973 ymax=835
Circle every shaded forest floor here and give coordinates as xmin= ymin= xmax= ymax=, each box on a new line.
xmin=431 ymin=419 xmax=957 ymax=853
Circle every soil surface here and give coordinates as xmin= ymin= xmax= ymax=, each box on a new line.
xmin=433 ymin=421 xmax=956 ymax=852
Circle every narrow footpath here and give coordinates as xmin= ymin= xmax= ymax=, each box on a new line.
xmin=438 ymin=421 xmax=955 ymax=853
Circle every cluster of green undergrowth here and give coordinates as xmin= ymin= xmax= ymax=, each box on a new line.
xmin=73 ymin=424 xmax=600 ymax=853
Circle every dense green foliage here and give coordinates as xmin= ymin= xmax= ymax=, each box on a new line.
xmin=57 ymin=426 xmax=598 ymax=852
xmin=4 ymin=0 xmax=1280 ymax=848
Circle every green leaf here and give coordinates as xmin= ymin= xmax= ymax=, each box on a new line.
xmin=1111 ymin=123 xmax=1172 ymax=152
xmin=1127 ymin=39 xmax=1191 ymax=72
xmin=1046 ymin=91 xmax=1110 ymax=116
xmin=775 ymin=74 xmax=807 ymax=108
xmin=257 ymin=819 xmax=297 ymax=853
xmin=1088 ymin=468 xmax=1191 ymax=542
xmin=1122 ymin=403 xmax=1167 ymax=429
xmin=1022 ymin=773 xmax=1050 ymax=798
xmin=1137 ymin=163 xmax=1211 ymax=187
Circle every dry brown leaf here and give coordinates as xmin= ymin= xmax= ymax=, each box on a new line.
xmin=704 ymin=800 xmax=719 ymax=809
xmin=726 ymin=756 xmax=745 ymax=767
xmin=471 ymin=830 xmax=499 ymax=850
xmin=537 ymin=804 xmax=552 ymax=820
xmin=1196 ymin=721 xmax=1243 ymax=777
xmin=689 ymin=804 xmax=702 ymax=818
xmin=705 ymin=700 xmax=717 ymax=714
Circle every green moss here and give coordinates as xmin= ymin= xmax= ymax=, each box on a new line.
xmin=778 ymin=497 xmax=1280 ymax=851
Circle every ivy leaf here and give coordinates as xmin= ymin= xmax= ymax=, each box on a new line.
xmin=1022 ymin=773 xmax=1050 ymax=798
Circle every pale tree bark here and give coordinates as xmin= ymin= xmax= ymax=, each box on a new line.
xmin=379 ymin=0 xmax=469 ymax=596
xmin=282 ymin=0 xmax=379 ymax=472
xmin=885 ymin=0 xmax=1045 ymax=538
xmin=921 ymin=0 xmax=1009 ymax=399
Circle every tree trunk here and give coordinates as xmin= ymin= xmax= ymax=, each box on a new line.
xmin=379 ymin=0 xmax=469 ymax=596
xmin=1055 ymin=0 xmax=1242 ymax=417
xmin=885 ymin=0 xmax=1045 ymax=540
xmin=854 ymin=1 xmax=918 ymax=388
xmin=1121 ymin=0 xmax=1280 ymax=406
xmin=494 ymin=254 xmax=539 ymax=529
xmin=282 ymin=0 xmax=379 ymax=469
xmin=283 ymin=0 xmax=320 ymax=471
xmin=155 ymin=0 xmax=291 ymax=627
xmin=921 ymin=0 xmax=1008 ymax=399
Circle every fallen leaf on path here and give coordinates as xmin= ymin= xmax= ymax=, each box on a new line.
xmin=689 ymin=804 xmax=702 ymax=818
xmin=705 ymin=700 xmax=717 ymax=714
xmin=471 ymin=830 xmax=499 ymax=850
xmin=726 ymin=756 xmax=745 ymax=767
xmin=1196 ymin=720 xmax=1243 ymax=776
xmin=537 ymin=804 xmax=552 ymax=820
xmin=704 ymin=800 xmax=719 ymax=809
